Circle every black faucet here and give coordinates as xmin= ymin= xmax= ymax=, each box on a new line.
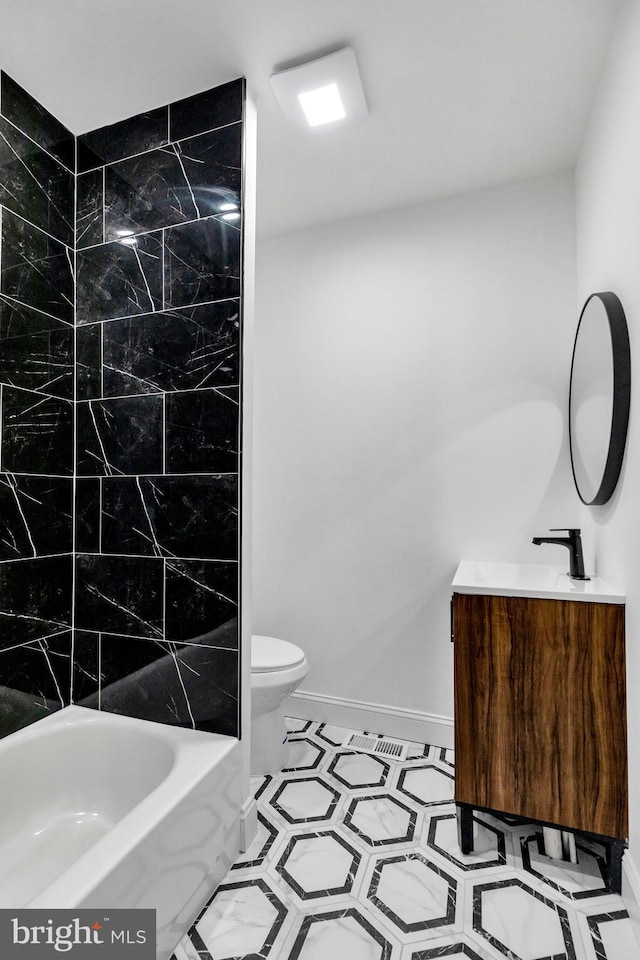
xmin=531 ymin=528 xmax=590 ymax=580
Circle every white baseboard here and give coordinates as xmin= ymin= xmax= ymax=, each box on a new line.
xmin=284 ymin=689 xmax=454 ymax=749
xmin=623 ymin=851 xmax=640 ymax=948
xmin=239 ymin=795 xmax=257 ymax=853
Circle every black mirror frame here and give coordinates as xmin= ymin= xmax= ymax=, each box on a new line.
xmin=569 ymin=291 xmax=631 ymax=506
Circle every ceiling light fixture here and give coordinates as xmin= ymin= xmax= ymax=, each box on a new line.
xmin=271 ymin=47 xmax=367 ymax=131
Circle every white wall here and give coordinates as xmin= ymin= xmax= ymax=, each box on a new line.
xmin=575 ymin=0 xmax=640 ymax=906
xmin=253 ymin=171 xmax=577 ymax=724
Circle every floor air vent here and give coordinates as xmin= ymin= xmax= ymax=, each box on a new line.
xmin=346 ymin=733 xmax=409 ymax=760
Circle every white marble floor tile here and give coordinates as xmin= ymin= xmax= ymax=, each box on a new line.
xmin=270 ymin=776 xmax=342 ymax=824
xmin=175 ymin=718 xmax=633 ymax=960
xmin=285 ymin=908 xmax=396 ymax=960
xmin=395 ymin=764 xmax=455 ymax=806
xmin=286 ymin=718 xmax=314 ymax=734
xmin=194 ymin=880 xmax=287 ymax=957
xmin=314 ymin=722 xmax=355 ymax=746
xmin=369 ymin=852 xmax=457 ymax=933
xmin=330 ymin=751 xmax=391 ymax=789
xmin=285 ymin=738 xmax=327 ymax=772
xmin=474 ymin=880 xmax=571 ymax=959
xmin=276 ymin=831 xmax=362 ymax=898
xmin=346 ymin=794 xmax=418 ymax=846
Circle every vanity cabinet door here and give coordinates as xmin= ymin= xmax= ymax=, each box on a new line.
xmin=453 ymin=592 xmax=627 ymax=839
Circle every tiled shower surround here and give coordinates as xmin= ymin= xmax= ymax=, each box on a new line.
xmin=0 ymin=71 xmax=245 ymax=739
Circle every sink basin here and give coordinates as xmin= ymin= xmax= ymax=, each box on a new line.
xmin=452 ymin=560 xmax=624 ymax=603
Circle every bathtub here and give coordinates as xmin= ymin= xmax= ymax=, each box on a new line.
xmin=0 ymin=705 xmax=241 ymax=960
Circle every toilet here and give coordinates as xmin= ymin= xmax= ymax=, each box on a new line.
xmin=250 ymin=634 xmax=309 ymax=776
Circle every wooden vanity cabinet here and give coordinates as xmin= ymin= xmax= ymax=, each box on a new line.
xmin=453 ymin=592 xmax=628 ymax=841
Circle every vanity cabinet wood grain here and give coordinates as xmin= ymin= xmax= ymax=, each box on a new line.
xmin=453 ymin=592 xmax=627 ymax=840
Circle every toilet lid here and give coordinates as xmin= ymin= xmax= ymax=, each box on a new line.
xmin=251 ymin=634 xmax=305 ymax=673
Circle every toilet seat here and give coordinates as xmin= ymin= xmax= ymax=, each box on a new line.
xmin=251 ymin=634 xmax=305 ymax=673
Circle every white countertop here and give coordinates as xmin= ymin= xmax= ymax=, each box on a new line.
xmin=452 ymin=560 xmax=625 ymax=604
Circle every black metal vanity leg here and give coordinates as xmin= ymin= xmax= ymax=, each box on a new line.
xmin=605 ymin=839 xmax=625 ymax=894
xmin=456 ymin=802 xmax=474 ymax=854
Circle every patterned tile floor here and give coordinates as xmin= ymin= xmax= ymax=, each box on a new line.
xmin=173 ymin=718 xmax=640 ymax=960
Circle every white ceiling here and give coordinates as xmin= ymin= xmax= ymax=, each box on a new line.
xmin=0 ymin=0 xmax=623 ymax=237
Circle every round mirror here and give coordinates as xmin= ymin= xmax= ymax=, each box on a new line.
xmin=569 ymin=292 xmax=631 ymax=505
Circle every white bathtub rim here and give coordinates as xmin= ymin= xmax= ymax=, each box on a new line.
xmin=1 ymin=705 xmax=239 ymax=909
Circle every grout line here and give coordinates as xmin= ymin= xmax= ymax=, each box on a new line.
xmin=0 ymin=110 xmax=75 ymax=174
xmin=162 ymin=392 xmax=166 ymax=474
xmin=70 ymin=127 xmax=78 ymax=674
xmin=0 ymin=205 xmax=74 ymax=254
xmin=97 ymin=632 xmax=102 ymax=710
xmin=0 ymin=290 xmax=75 ymax=328
xmin=77 ymin=118 xmax=242 ymax=176
xmin=98 ymin=477 xmax=102 ymax=554
xmin=77 ymin=209 xmax=239 ymax=254
xmin=75 ymin=294 xmax=240 ymax=327
xmin=162 ymin=227 xmax=166 ymax=310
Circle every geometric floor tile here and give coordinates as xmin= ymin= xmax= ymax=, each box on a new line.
xmin=286 ymin=718 xmax=313 ymax=734
xmin=276 ymin=829 xmax=362 ymax=899
xmin=426 ymin=814 xmax=506 ymax=871
xmin=191 ymin=877 xmax=287 ymax=958
xmin=368 ymin=852 xmax=456 ymax=932
xmin=344 ymin=793 xmax=418 ymax=846
xmin=174 ymin=718 xmax=633 ymax=960
xmin=520 ymin=834 xmax=608 ymax=899
xmin=284 ymin=738 xmax=326 ymax=772
xmin=328 ymin=751 xmax=390 ymax=789
xmin=316 ymin=723 xmax=351 ymax=747
xmin=231 ymin=811 xmax=279 ymax=870
xmin=410 ymin=939 xmax=494 ymax=959
xmin=473 ymin=879 xmax=575 ymax=960
xmin=397 ymin=765 xmax=455 ymax=806
xmin=251 ymin=773 xmax=273 ymax=801
xmin=288 ymin=907 xmax=393 ymax=960
xmin=587 ymin=910 xmax=637 ymax=960
xmin=270 ymin=776 xmax=341 ymax=824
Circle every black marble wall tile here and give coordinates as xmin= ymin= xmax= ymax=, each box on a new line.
xmin=101 ymin=475 xmax=238 ymax=559
xmin=2 ymin=387 xmax=73 ymax=476
xmin=77 ymin=169 xmax=104 ymax=249
xmin=170 ymin=78 xmax=244 ymax=141
xmin=77 ymin=106 xmax=168 ymax=173
xmin=0 ymin=117 xmax=74 ymax=246
xmin=71 ymin=629 xmax=100 ymax=703
xmin=76 ymin=396 xmax=162 ymax=477
xmin=76 ymin=324 xmax=102 ymax=401
xmin=74 ymin=554 xmax=163 ymax=639
xmin=0 ymin=297 xmax=73 ymax=400
xmin=89 ymin=633 xmax=238 ymax=736
xmin=1 ymin=210 xmax=74 ymax=323
xmin=102 ymin=300 xmax=240 ymax=396
xmin=164 ymin=217 xmax=241 ymax=307
xmin=0 ymin=633 xmax=71 ymax=739
xmin=166 ymin=388 xmax=239 ymax=473
xmin=0 ymin=474 xmax=72 ymax=560
xmin=104 ymin=124 xmax=242 ymax=240
xmin=75 ymin=478 xmax=101 ymax=553
xmin=76 ymin=232 xmax=163 ymax=324
xmin=0 ymin=555 xmax=72 ymax=648
xmin=165 ymin=560 xmax=238 ymax=643
xmin=1 ymin=72 xmax=74 ymax=172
